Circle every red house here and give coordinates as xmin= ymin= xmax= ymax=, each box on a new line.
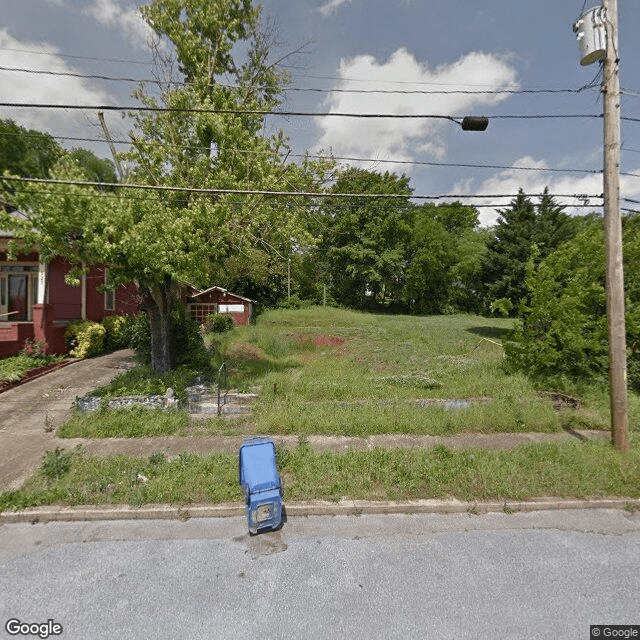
xmin=0 ymin=246 xmax=138 ymax=357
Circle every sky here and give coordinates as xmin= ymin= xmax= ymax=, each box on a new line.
xmin=1 ymin=0 xmax=639 ymax=225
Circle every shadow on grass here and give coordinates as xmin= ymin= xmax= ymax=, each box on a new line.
xmin=227 ymin=356 xmax=301 ymax=387
xmin=466 ymin=326 xmax=513 ymax=341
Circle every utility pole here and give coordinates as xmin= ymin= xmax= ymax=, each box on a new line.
xmin=288 ymin=258 xmax=291 ymax=299
xmin=602 ymin=0 xmax=629 ymax=453
xmin=97 ymin=111 xmax=125 ymax=182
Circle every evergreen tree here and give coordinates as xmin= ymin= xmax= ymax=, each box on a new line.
xmin=481 ymin=189 xmax=578 ymax=314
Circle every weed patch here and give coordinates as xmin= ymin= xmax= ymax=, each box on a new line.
xmin=2 ymin=439 xmax=639 ymax=510
xmin=58 ymin=408 xmax=189 ymax=438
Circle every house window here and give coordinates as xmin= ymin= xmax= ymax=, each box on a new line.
xmin=0 ymin=264 xmax=38 ymax=321
xmin=104 ymin=268 xmax=115 ymax=311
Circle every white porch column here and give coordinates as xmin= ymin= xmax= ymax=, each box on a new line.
xmin=37 ymin=263 xmax=47 ymax=305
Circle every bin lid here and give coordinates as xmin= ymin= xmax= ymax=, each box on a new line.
xmin=239 ymin=439 xmax=279 ymax=493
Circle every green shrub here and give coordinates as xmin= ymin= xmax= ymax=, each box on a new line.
xmin=276 ymin=295 xmax=313 ymax=310
xmin=40 ymin=447 xmax=74 ymax=483
xmin=123 ymin=314 xmax=151 ymax=362
xmin=101 ymin=315 xmax=128 ymax=351
xmin=506 ymin=217 xmax=640 ymax=390
xmin=125 ymin=304 xmax=206 ymax=368
xmin=204 ymin=313 xmax=235 ymax=333
xmin=65 ymin=320 xmax=106 ymax=358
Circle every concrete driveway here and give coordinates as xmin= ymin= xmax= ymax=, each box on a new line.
xmin=0 ymin=350 xmax=136 ymax=491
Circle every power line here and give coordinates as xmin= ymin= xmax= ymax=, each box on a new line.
xmin=0 ymin=129 xmax=615 ymax=175
xmin=0 ymin=46 xmax=152 ymax=66
xmin=0 ymin=174 xmax=605 ymax=201
xmin=0 ymin=102 xmax=613 ymax=122
xmin=0 ymin=65 xmax=610 ymax=96
xmin=4 ymin=185 xmax=606 ymax=213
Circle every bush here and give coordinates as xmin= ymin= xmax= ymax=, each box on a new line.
xmin=20 ymin=339 xmax=48 ymax=358
xmin=204 ymin=313 xmax=235 ymax=334
xmin=125 ymin=303 xmax=207 ymax=368
xmin=276 ymin=295 xmax=314 ymax=310
xmin=506 ymin=217 xmax=640 ymax=390
xmin=101 ymin=315 xmax=128 ymax=351
xmin=123 ymin=314 xmax=151 ymax=362
xmin=171 ymin=303 xmax=206 ymax=366
xmin=65 ymin=320 xmax=106 ymax=358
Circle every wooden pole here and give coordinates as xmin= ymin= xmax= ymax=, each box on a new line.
xmin=602 ymin=0 xmax=629 ymax=452
xmin=97 ymin=111 xmax=125 ymax=182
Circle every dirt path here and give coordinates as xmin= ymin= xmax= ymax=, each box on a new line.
xmin=0 ymin=350 xmax=136 ymax=490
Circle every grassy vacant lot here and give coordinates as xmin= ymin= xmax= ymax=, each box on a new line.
xmin=60 ymin=307 xmax=625 ymax=439
xmin=6 ymin=307 xmax=638 ymax=509
xmin=2 ymin=437 xmax=639 ymax=511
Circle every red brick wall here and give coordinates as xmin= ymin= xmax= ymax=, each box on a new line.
xmin=0 ymin=323 xmax=35 ymax=357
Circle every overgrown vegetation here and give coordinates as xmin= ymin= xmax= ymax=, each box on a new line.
xmin=506 ymin=216 xmax=640 ymax=392
xmin=61 ymin=307 xmax=630 ymax=439
xmin=2 ymin=438 xmax=639 ymax=511
xmin=0 ymin=343 xmax=64 ymax=384
xmin=58 ymin=408 xmax=189 ymax=439
xmin=65 ymin=320 xmax=106 ymax=358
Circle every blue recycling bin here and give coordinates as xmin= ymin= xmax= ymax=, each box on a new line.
xmin=238 ymin=437 xmax=283 ymax=534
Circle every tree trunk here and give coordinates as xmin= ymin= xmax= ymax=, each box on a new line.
xmin=141 ymin=277 xmax=173 ymax=374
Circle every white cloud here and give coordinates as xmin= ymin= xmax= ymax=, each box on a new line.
xmin=318 ymin=0 xmax=352 ymax=16
xmin=0 ymin=30 xmax=115 ymax=140
xmin=452 ymin=156 xmax=640 ymax=226
xmin=84 ymin=0 xmax=155 ymax=50
xmin=314 ymin=48 xmax=518 ymax=174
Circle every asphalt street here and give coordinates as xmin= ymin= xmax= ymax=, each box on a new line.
xmin=1 ymin=509 xmax=639 ymax=640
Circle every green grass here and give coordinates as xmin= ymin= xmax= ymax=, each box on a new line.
xmin=60 ymin=307 xmax=633 ymax=438
xmin=0 ymin=353 xmax=64 ymax=383
xmin=2 ymin=438 xmax=639 ymax=511
xmin=90 ymin=364 xmax=205 ymax=403
xmin=230 ymin=307 xmax=613 ymax=435
xmin=58 ymin=408 xmax=190 ymax=438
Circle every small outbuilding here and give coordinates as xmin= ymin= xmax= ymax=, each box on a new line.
xmin=185 ymin=286 xmax=255 ymax=327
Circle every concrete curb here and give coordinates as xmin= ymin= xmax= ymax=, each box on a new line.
xmin=2 ymin=497 xmax=639 ymax=524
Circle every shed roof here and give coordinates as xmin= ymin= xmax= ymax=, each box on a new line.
xmin=189 ymin=286 xmax=255 ymax=303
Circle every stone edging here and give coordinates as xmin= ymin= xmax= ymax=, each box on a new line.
xmin=2 ymin=497 xmax=639 ymax=524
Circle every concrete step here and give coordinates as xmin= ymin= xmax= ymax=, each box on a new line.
xmin=226 ymin=392 xmax=258 ymax=403
xmin=187 ymin=385 xmax=260 ymax=417
xmin=221 ymin=404 xmax=253 ymax=415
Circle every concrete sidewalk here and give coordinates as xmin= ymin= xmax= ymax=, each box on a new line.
xmin=0 ymin=349 xmax=136 ymax=490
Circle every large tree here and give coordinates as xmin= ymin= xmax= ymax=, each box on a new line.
xmin=2 ymin=0 xmax=320 ymax=373
xmin=402 ymin=202 xmax=480 ymax=314
xmin=0 ymin=119 xmax=62 ymax=180
xmin=317 ymin=168 xmax=413 ymax=309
